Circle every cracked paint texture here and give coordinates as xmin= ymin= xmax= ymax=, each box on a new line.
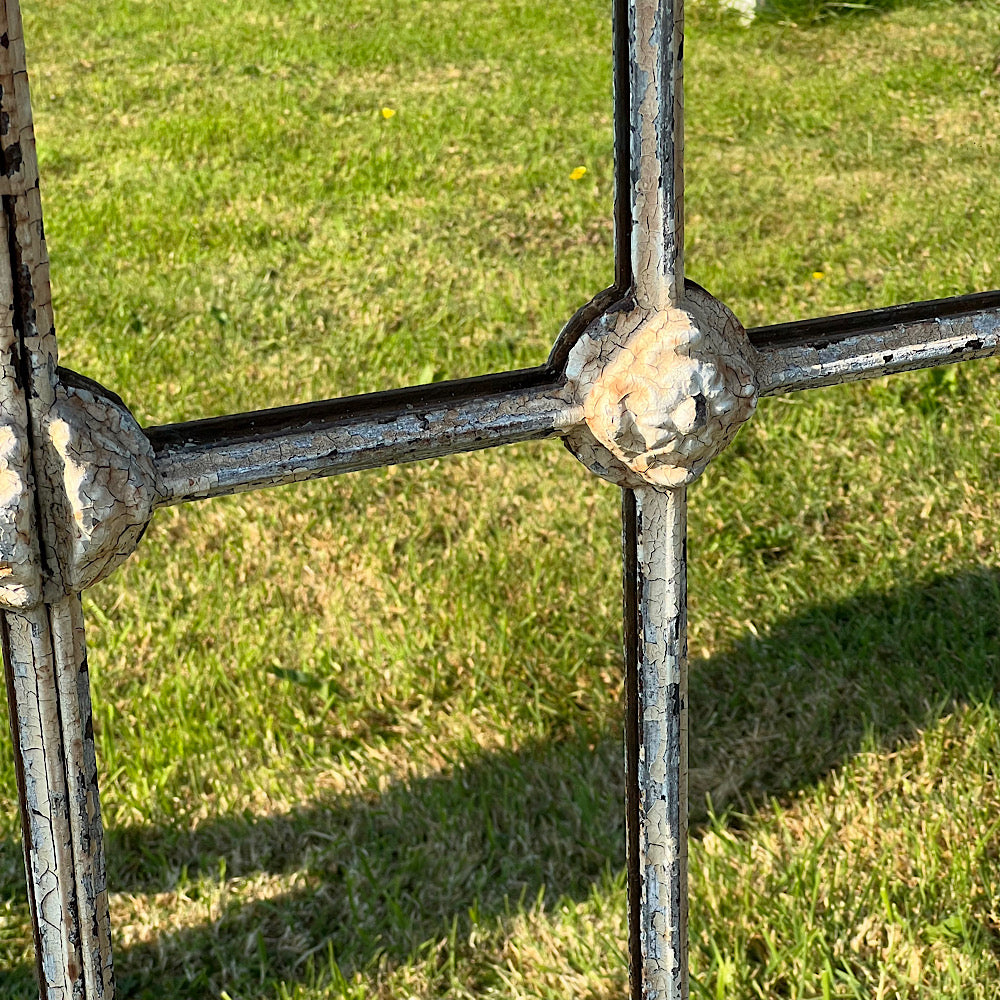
xmin=630 ymin=0 xmax=683 ymax=311
xmin=0 ymin=150 xmax=40 ymax=606
xmin=7 ymin=598 xmax=113 ymax=998
xmin=0 ymin=3 xmax=116 ymax=996
xmin=43 ymin=379 xmax=159 ymax=596
xmin=0 ymin=0 xmax=995 ymax=996
xmin=756 ymin=307 xmax=1000 ymax=396
xmin=152 ymin=381 xmax=580 ymax=505
xmin=0 ymin=420 xmax=36 ymax=604
xmin=564 ymin=285 xmax=757 ymax=490
xmin=630 ymin=485 xmax=688 ymax=1000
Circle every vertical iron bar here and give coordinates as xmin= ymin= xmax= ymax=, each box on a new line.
xmin=0 ymin=3 xmax=116 ymax=994
xmin=624 ymin=485 xmax=689 ymax=1000
xmin=613 ymin=0 xmax=633 ymax=293
xmin=628 ymin=0 xmax=684 ymax=310
xmin=622 ymin=1 xmax=689 ymax=997
xmin=2 ymin=596 xmax=114 ymax=998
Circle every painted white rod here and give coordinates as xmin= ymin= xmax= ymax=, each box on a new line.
xmin=151 ymin=382 xmax=582 ymax=506
xmin=51 ymin=597 xmax=115 ymax=997
xmin=2 ymin=596 xmax=114 ymax=998
xmin=755 ymin=305 xmax=1000 ymax=396
xmin=144 ymin=301 xmax=1000 ymax=507
xmin=624 ymin=485 xmax=689 ymax=1000
xmin=0 ymin=3 xmax=116 ymax=992
xmin=621 ymin=1 xmax=691 ymax=989
xmin=629 ymin=0 xmax=685 ymax=311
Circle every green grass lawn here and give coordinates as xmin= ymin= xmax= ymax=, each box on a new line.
xmin=1 ymin=0 xmax=999 ymax=996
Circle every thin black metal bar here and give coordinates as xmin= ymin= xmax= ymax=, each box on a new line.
xmin=622 ymin=489 xmax=642 ymax=1000
xmin=613 ymin=0 xmax=633 ymax=294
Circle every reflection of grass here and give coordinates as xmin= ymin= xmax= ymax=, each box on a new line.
xmin=0 ymin=0 xmax=998 ymax=997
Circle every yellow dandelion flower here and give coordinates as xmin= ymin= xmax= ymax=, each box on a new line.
xmin=811 ymin=271 xmax=825 ymax=281
xmin=381 ymin=107 xmax=396 ymax=119
xmin=569 ymin=166 xmax=587 ymax=181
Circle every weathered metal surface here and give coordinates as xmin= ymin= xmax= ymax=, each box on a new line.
xmin=750 ymin=288 xmax=1000 ymax=349
xmin=0 ymin=0 xmax=999 ymax=992
xmin=0 ymin=3 xmax=116 ymax=994
xmin=42 ymin=373 xmax=159 ymax=597
xmin=0 ymin=367 xmax=158 ymax=611
xmin=564 ymin=285 xmax=756 ymax=489
xmin=752 ymin=296 xmax=1000 ymax=396
xmin=147 ymin=372 xmax=581 ymax=505
xmin=623 ymin=486 xmax=688 ymax=1000
xmin=618 ymin=3 xmax=692 ymax=999
xmin=628 ymin=0 xmax=683 ymax=309
xmin=0 ymin=196 xmax=40 ymax=609
xmin=3 ymin=598 xmax=114 ymax=999
xmin=3 ymin=603 xmax=114 ymax=999
xmin=141 ymin=289 xmax=1000 ymax=511
xmin=0 ymin=1 xmax=61 ymax=596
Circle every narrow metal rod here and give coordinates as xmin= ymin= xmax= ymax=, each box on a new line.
xmin=149 ymin=379 xmax=581 ymax=506
xmin=143 ymin=295 xmax=1000 ymax=505
xmin=629 ymin=0 xmax=684 ymax=310
xmin=2 ymin=596 xmax=114 ymax=999
xmin=623 ymin=485 xmax=689 ymax=1000
xmin=753 ymin=300 xmax=1000 ymax=396
xmin=0 ymin=5 xmax=116 ymax=993
xmin=612 ymin=0 xmax=633 ymax=292
xmin=749 ymin=288 xmax=1000 ymax=351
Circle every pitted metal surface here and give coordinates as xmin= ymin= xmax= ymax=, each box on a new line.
xmin=0 ymin=372 xmax=159 ymax=611
xmin=1 ymin=0 xmax=999 ymax=997
xmin=43 ymin=377 xmax=160 ymax=599
xmin=564 ymin=285 xmax=758 ymax=489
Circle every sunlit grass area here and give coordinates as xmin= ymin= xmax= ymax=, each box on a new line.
xmin=0 ymin=0 xmax=999 ymax=997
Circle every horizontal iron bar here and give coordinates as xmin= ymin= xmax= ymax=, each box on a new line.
xmin=748 ymin=288 xmax=1000 ymax=350
xmin=143 ymin=289 xmax=1000 ymax=504
xmin=750 ymin=290 xmax=1000 ymax=395
xmin=146 ymin=367 xmax=581 ymax=505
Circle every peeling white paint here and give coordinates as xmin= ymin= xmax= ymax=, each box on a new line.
xmin=0 ymin=354 xmax=159 ymax=614
xmin=6 ymin=598 xmax=114 ymax=998
xmin=0 ymin=202 xmax=42 ymax=610
xmin=616 ymin=3 xmax=694 ymax=996
xmin=628 ymin=485 xmax=689 ymax=1000
xmin=630 ymin=0 xmax=683 ymax=311
xmin=0 ymin=4 xmax=116 ymax=996
xmin=152 ymin=381 xmax=581 ymax=505
xmin=43 ymin=380 xmax=160 ymax=597
xmin=0 ymin=0 xmax=995 ymax=996
xmin=51 ymin=597 xmax=114 ymax=996
xmin=564 ymin=285 xmax=758 ymax=490
xmin=755 ymin=308 xmax=1000 ymax=396
xmin=0 ymin=401 xmax=40 ymax=608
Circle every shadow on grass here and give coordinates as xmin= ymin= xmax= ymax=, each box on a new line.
xmin=1 ymin=568 xmax=997 ymax=997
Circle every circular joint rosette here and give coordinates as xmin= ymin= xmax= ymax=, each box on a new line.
xmin=564 ymin=285 xmax=759 ymax=490
xmin=0 ymin=372 xmax=160 ymax=610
